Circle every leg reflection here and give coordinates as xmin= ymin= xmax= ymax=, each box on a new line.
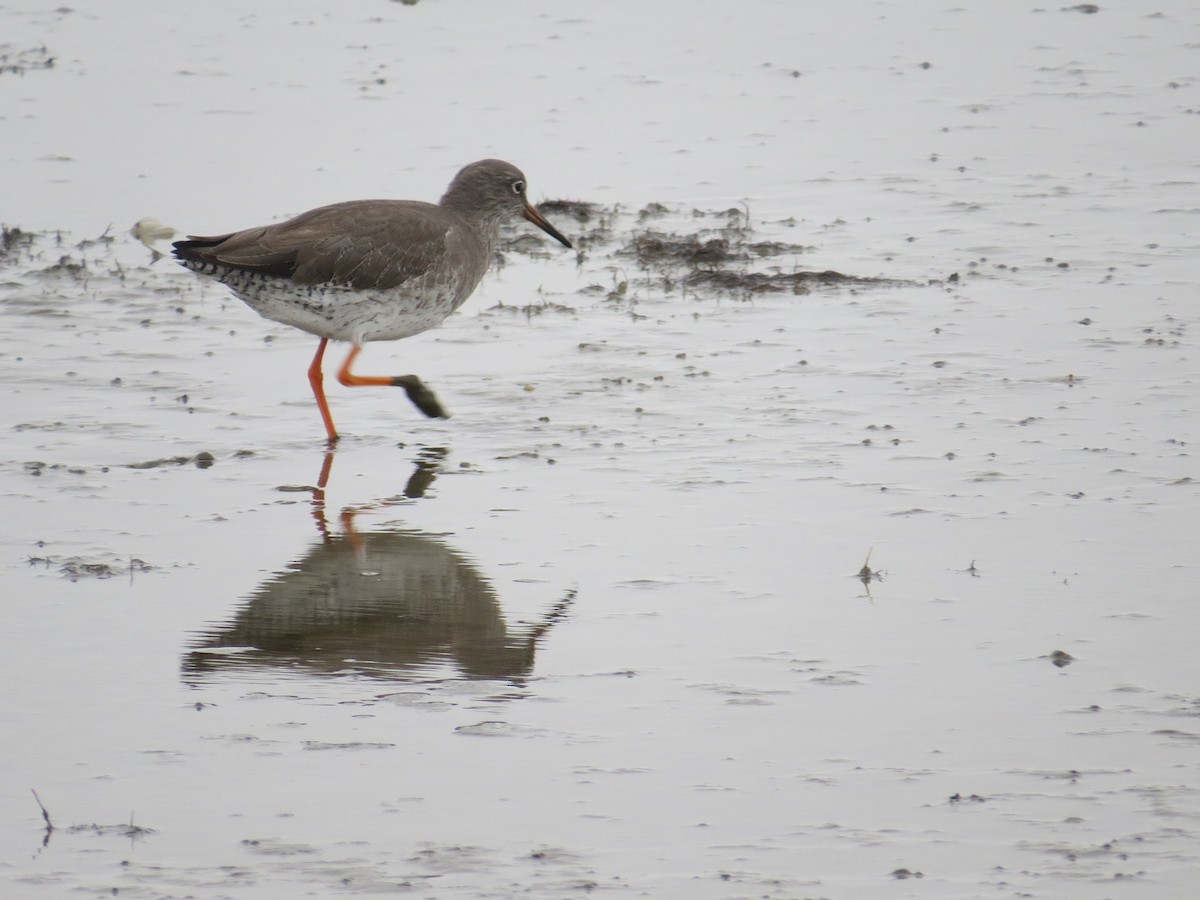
xmin=310 ymin=450 xmax=337 ymax=542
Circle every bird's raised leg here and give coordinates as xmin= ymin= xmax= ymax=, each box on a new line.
xmin=336 ymin=344 xmax=449 ymax=419
xmin=308 ymin=338 xmax=340 ymax=444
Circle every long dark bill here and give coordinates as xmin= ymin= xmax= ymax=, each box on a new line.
xmin=522 ymin=204 xmax=572 ymax=249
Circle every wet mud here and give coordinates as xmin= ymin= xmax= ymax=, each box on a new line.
xmin=2 ymin=2 xmax=1198 ymax=898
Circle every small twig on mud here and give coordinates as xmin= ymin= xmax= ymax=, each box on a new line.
xmin=31 ymin=789 xmax=54 ymax=845
xmin=857 ymin=548 xmax=884 ymax=595
xmin=858 ymin=548 xmax=875 ymax=581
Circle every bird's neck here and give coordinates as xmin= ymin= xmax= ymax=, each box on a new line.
xmin=442 ymin=196 xmax=503 ymax=256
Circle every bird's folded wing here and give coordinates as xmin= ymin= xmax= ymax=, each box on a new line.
xmin=179 ymin=200 xmax=453 ymax=292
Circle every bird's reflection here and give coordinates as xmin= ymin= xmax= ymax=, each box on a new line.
xmin=184 ymin=447 xmax=573 ymax=684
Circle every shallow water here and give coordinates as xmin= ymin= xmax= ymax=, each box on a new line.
xmin=2 ymin=1 xmax=1198 ymax=898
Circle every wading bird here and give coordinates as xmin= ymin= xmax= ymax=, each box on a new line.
xmin=173 ymin=159 xmax=572 ymax=443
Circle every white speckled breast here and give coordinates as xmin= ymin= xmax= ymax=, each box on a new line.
xmin=202 ymin=267 xmax=473 ymax=346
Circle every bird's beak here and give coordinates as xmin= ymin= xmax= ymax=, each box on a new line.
xmin=522 ymin=203 xmax=572 ymax=249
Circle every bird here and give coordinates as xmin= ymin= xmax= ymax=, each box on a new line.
xmin=172 ymin=159 xmax=572 ymax=444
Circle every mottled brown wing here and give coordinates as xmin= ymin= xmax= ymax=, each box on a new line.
xmin=177 ymin=200 xmax=454 ymax=292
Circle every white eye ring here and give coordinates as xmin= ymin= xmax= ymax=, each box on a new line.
xmin=511 ymin=180 xmax=525 ymax=194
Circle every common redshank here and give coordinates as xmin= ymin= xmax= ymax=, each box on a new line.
xmin=172 ymin=159 xmax=572 ymax=443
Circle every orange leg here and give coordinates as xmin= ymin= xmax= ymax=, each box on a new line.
xmin=336 ymin=344 xmax=449 ymax=419
xmin=307 ymin=338 xmax=340 ymax=444
xmin=310 ymin=449 xmax=336 ymax=541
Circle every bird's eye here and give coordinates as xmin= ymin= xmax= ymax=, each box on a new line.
xmin=511 ymin=180 xmax=525 ymax=195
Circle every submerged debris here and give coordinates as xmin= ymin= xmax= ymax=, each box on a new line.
xmin=0 ymin=225 xmax=125 ymax=284
xmin=29 ymin=791 xmax=154 ymax=848
xmin=637 ymin=201 xmax=670 ymax=221
xmin=857 ymin=548 xmax=884 ymax=588
xmin=125 ymin=453 xmax=216 ymax=470
xmin=27 ymin=554 xmax=154 ymax=581
xmin=62 ymin=557 xmax=154 ymax=581
xmin=625 ymin=232 xmax=747 ymax=268
xmin=609 ymin=207 xmax=904 ymax=299
xmin=537 ymin=198 xmax=603 ymax=225
xmin=492 ymin=199 xmax=907 ymax=298
xmin=0 ymin=45 xmax=55 ymax=76
xmin=1 ymin=224 xmax=36 ymax=258
xmin=66 ymin=821 xmax=155 ymax=839
xmin=684 ymin=267 xmax=881 ymax=295
xmin=1048 ymin=649 xmax=1076 ymax=668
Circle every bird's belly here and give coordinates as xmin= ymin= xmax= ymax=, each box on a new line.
xmin=227 ymin=277 xmax=462 ymax=344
